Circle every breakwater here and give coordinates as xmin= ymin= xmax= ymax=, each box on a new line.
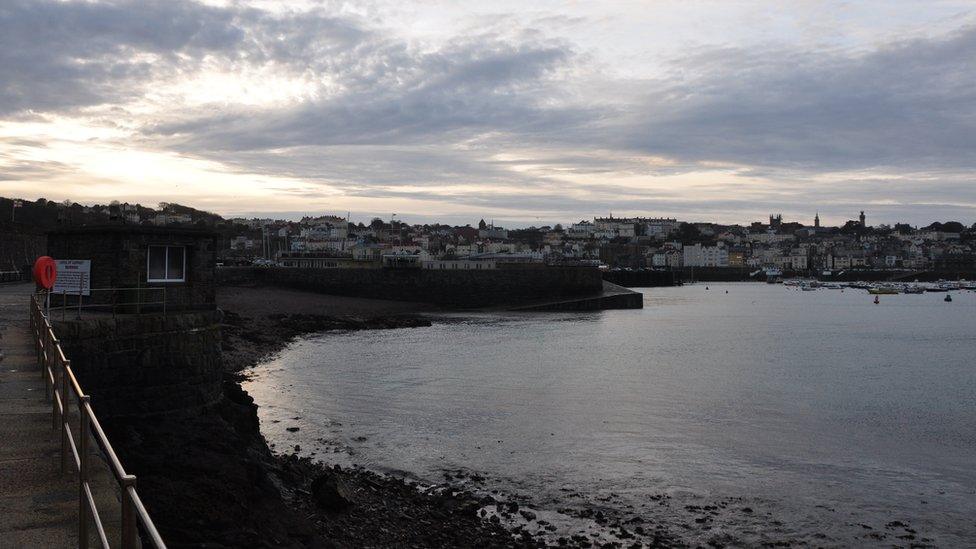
xmin=681 ymin=266 xmax=753 ymax=282
xmin=217 ymin=266 xmax=605 ymax=308
xmin=512 ymin=281 xmax=643 ymax=311
xmin=602 ymin=269 xmax=680 ymax=287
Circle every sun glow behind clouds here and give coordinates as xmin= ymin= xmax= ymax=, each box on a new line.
xmin=0 ymin=118 xmax=341 ymax=212
xmin=149 ymin=67 xmax=325 ymax=107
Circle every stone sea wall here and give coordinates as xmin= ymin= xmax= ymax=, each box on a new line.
xmin=52 ymin=311 xmax=223 ymax=418
xmin=217 ymin=266 xmax=605 ymax=307
xmin=602 ymin=269 xmax=680 ymax=287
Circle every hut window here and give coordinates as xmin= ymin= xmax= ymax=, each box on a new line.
xmin=147 ymin=245 xmax=186 ymax=282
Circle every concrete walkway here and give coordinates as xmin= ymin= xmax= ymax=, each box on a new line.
xmin=0 ymin=284 xmax=78 ymax=547
xmin=0 ymin=284 xmax=120 ymax=547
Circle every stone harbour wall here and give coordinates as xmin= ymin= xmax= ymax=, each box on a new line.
xmin=217 ymin=266 xmax=605 ymax=307
xmin=52 ymin=311 xmax=223 ymax=418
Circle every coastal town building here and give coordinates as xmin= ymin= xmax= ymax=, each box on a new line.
xmin=683 ymin=243 xmax=729 ymax=267
xmin=39 ymin=200 xmax=969 ymax=279
xmin=423 ymin=259 xmax=497 ymax=270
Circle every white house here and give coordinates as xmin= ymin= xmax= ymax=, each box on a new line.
xmin=683 ymin=244 xmax=729 ymax=267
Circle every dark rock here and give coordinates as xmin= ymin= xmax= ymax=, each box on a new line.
xmin=286 ymin=427 xmax=300 ymax=432
xmin=310 ymin=471 xmax=351 ymax=513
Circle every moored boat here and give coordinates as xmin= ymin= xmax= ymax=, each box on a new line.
xmin=868 ymin=287 xmax=899 ymax=295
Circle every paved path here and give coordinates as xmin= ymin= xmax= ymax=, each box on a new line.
xmin=0 ymin=283 xmax=77 ymax=546
xmin=0 ymin=283 xmax=120 ymax=547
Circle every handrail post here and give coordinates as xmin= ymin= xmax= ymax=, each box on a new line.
xmin=51 ymin=334 xmax=59 ymax=432
xmin=79 ymin=394 xmax=91 ymax=549
xmin=60 ymin=358 xmax=70 ymax=475
xmin=121 ymin=475 xmax=138 ymax=549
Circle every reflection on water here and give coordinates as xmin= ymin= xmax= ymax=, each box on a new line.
xmin=245 ymin=283 xmax=976 ymax=546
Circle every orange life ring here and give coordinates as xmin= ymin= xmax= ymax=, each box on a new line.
xmin=33 ymin=256 xmax=57 ymax=290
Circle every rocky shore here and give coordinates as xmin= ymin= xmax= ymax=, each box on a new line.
xmin=221 ymin=309 xmax=433 ymax=377
xmin=215 ymin=290 xmax=698 ymax=548
xmin=215 ymin=290 xmax=548 ymax=547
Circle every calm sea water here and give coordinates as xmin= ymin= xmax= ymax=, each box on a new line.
xmin=245 ymin=283 xmax=976 ymax=546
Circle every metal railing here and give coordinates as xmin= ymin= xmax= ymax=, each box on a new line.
xmin=0 ymin=269 xmax=26 ymax=283
xmin=47 ymin=287 xmax=167 ymax=320
xmin=29 ymin=293 xmax=166 ymax=549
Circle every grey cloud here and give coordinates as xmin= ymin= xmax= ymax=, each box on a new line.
xmin=0 ymin=159 xmax=73 ymax=181
xmin=157 ymin=16 xmax=976 ymax=194
xmin=0 ymin=0 xmax=371 ymax=114
xmin=149 ymin=37 xmax=580 ymax=151
xmin=618 ymin=25 xmax=976 ymax=173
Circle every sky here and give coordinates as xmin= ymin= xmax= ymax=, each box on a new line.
xmin=1 ymin=0 xmax=975 ymax=227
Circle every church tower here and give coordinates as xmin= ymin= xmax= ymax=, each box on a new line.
xmin=859 ymin=211 xmax=866 ymax=227
xmin=814 ymin=212 xmax=820 ymax=228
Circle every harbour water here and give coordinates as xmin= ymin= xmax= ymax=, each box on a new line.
xmin=245 ymin=283 xmax=976 ymax=546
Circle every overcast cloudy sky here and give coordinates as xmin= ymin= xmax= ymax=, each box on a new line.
xmin=1 ymin=0 xmax=974 ymax=226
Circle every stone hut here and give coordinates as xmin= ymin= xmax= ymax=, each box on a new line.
xmin=46 ymin=225 xmax=217 ymax=312
xmin=46 ymin=225 xmax=223 ymax=417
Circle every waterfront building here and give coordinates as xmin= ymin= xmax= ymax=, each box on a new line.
xmin=422 ymin=259 xmax=496 ymax=270
xmin=382 ymin=249 xmax=430 ymax=268
xmin=789 ymin=252 xmax=809 ymax=271
xmin=682 ymin=243 xmax=729 ymax=267
xmin=641 ymin=218 xmax=680 ymax=239
xmin=568 ymin=220 xmax=596 ymax=239
xmin=478 ymin=225 xmax=509 ymax=240
xmin=747 ymin=232 xmax=796 ymax=244
xmin=593 ymin=217 xmax=637 ymax=239
xmin=652 ymin=249 xmax=683 ymax=268
xmin=278 ymin=252 xmax=376 ymax=269
xmin=728 ymin=248 xmax=747 ymax=267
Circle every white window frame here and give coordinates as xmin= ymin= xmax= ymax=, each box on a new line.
xmin=147 ymin=245 xmax=187 ymax=283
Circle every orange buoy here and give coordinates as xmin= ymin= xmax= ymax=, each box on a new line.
xmin=32 ymin=256 xmax=57 ymax=290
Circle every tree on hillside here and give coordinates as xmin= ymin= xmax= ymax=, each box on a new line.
xmin=675 ymin=222 xmax=704 ymax=245
xmin=925 ymin=221 xmax=965 ymax=233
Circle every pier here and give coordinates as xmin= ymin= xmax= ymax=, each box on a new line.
xmin=0 ymin=283 xmax=164 ymax=548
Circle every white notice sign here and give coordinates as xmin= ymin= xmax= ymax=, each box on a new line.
xmin=53 ymin=260 xmax=91 ymax=296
